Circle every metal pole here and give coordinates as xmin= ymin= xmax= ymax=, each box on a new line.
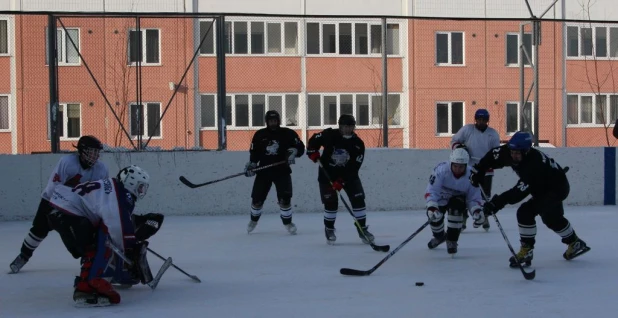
xmin=381 ymin=17 xmax=388 ymax=147
xmin=533 ymin=20 xmax=540 ymax=146
xmin=47 ymin=14 xmax=60 ymax=153
xmin=215 ymin=15 xmax=227 ymax=150
xmin=519 ymin=23 xmax=525 ymax=135
xmin=561 ymin=0 xmax=567 ymax=146
xmin=192 ymin=0 xmax=200 ymax=148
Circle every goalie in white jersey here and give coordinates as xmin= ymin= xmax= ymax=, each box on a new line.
xmin=425 ymin=148 xmax=484 ymax=256
xmin=451 ymin=109 xmax=500 ymax=231
xmin=48 ymin=165 xmax=164 ymax=307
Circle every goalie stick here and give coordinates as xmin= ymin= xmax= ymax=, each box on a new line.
xmin=108 ymin=243 xmax=174 ymax=289
xmin=148 ymin=248 xmax=202 ymax=283
xmin=179 ymin=161 xmax=286 ymax=189
xmin=340 ymin=220 xmax=429 ymax=276
xmin=317 ymin=161 xmax=390 ymax=252
xmin=479 ymin=187 xmax=535 ymax=281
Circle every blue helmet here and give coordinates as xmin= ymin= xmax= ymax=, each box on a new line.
xmin=474 ymin=109 xmax=490 ymax=120
xmin=508 ymin=131 xmax=533 ymax=151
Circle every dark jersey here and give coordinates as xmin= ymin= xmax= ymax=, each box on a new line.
xmin=249 ymin=127 xmax=305 ymax=175
xmin=307 ymin=128 xmax=365 ymax=183
xmin=475 ymin=145 xmax=569 ymax=206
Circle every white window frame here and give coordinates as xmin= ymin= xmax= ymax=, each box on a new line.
xmin=199 ymin=93 xmax=301 ymax=130
xmin=0 ymin=16 xmax=10 ymax=56
xmin=306 ymin=93 xmax=402 ymax=128
xmin=47 ymin=103 xmax=82 ymax=140
xmin=435 ymin=101 xmax=465 ymax=136
xmin=566 ymin=24 xmax=618 ymax=60
xmin=128 ymin=29 xmax=161 ymax=66
xmin=214 ymin=18 xmax=300 ymax=56
xmin=45 ymin=27 xmax=81 ymax=66
xmin=435 ymin=31 xmax=465 ymax=66
xmin=129 ymin=102 xmax=163 ymax=139
xmin=0 ymin=95 xmax=10 ymax=131
xmin=566 ymin=94 xmax=617 ymax=127
xmin=198 ymin=19 xmax=216 ymax=56
xmin=305 ymin=20 xmax=402 ymax=57
xmin=505 ymin=101 xmax=535 ymax=135
xmin=505 ymin=32 xmax=533 ymax=67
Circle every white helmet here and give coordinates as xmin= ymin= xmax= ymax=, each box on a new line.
xmin=117 ymin=165 xmax=150 ymax=201
xmin=450 ymin=148 xmax=470 ymax=165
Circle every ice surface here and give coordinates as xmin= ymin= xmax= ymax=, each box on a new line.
xmin=1 ymin=206 xmax=616 ymax=318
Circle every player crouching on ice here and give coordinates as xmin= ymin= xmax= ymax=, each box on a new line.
xmin=425 ymin=148 xmax=484 ymax=256
xmin=47 ymin=165 xmax=164 ymax=307
xmin=472 ymin=131 xmax=590 ymax=267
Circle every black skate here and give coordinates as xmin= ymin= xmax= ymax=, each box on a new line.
xmin=563 ymin=239 xmax=590 ymax=260
xmin=446 ymin=240 xmax=458 ymax=257
xmin=427 ymin=233 xmax=446 ymax=249
xmin=509 ymin=243 xmax=533 ymax=268
xmin=325 ymin=227 xmax=336 ymax=245
xmin=9 ymin=253 xmax=29 ymax=274
xmin=356 ymin=225 xmax=375 ymax=244
xmin=482 ymin=219 xmax=490 ymax=231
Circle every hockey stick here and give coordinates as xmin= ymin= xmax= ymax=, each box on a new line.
xmin=108 ymin=243 xmax=174 ymax=289
xmin=340 ymin=220 xmax=430 ymax=276
xmin=479 ymin=187 xmax=535 ymax=280
xmin=179 ymin=161 xmax=286 ymax=189
xmin=317 ymin=161 xmax=390 ymax=252
xmin=148 ymin=248 xmax=202 ymax=283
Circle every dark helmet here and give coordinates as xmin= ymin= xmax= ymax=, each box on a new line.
xmin=75 ymin=135 xmax=103 ymax=168
xmin=338 ymin=114 xmax=356 ymax=126
xmin=474 ymin=109 xmax=490 ymax=120
xmin=508 ymin=131 xmax=533 ymax=152
xmin=264 ymin=110 xmax=281 ymax=128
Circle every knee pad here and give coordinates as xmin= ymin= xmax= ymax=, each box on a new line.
xmin=278 ymin=197 xmax=291 ymax=209
xmin=324 ymin=201 xmax=338 ymax=212
xmin=251 ymin=200 xmax=264 ymax=210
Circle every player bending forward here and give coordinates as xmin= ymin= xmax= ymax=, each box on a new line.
xmin=425 ymin=148 xmax=485 ymax=256
xmin=48 ymin=165 xmax=164 ymax=307
xmin=473 ymin=131 xmax=590 ymax=267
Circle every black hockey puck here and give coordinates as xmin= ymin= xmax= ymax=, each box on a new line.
xmin=415 ymin=282 xmax=424 ymax=286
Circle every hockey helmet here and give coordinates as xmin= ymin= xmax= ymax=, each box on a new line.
xmin=450 ymin=148 xmax=470 ymax=165
xmin=508 ymin=131 xmax=533 ymax=152
xmin=117 ymin=165 xmax=150 ymax=201
xmin=265 ymin=110 xmax=281 ymax=129
xmin=474 ymin=109 xmax=490 ymax=120
xmin=75 ymin=135 xmax=103 ymax=168
xmin=338 ymin=114 xmax=356 ymax=126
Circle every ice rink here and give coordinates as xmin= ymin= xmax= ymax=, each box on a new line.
xmin=1 ymin=206 xmax=616 ymax=318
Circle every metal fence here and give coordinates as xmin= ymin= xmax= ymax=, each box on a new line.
xmin=0 ymin=12 xmax=617 ymax=154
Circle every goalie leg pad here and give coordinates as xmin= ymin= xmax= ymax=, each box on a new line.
xmin=134 ymin=242 xmax=153 ymax=285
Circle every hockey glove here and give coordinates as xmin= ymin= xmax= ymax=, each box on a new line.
xmin=482 ymin=196 xmax=505 ymax=216
xmin=287 ymin=148 xmax=298 ymax=165
xmin=133 ymin=213 xmax=164 ymax=242
xmin=470 ymin=207 xmax=486 ymax=226
xmin=469 ymin=166 xmax=485 ymax=187
xmin=308 ymin=150 xmax=321 ymax=163
xmin=245 ymin=162 xmax=257 ymax=177
xmin=426 ymin=206 xmax=443 ymax=222
xmin=331 ymin=178 xmax=344 ymax=191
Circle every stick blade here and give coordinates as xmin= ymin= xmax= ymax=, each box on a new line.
xmin=523 ymin=269 xmax=536 ymax=280
xmin=371 ymin=244 xmax=390 ymax=252
xmin=179 ymin=176 xmax=198 ymax=188
xmin=189 ymin=274 xmax=202 ymax=283
xmin=340 ymin=268 xmax=372 ymax=276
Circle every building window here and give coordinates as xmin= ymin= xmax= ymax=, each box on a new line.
xmin=0 ymin=19 xmax=8 ymax=54
xmin=200 ymin=94 xmax=299 ymax=128
xmin=436 ymin=32 xmax=464 ymax=65
xmin=506 ymin=33 xmax=532 ymax=66
xmin=307 ymin=93 xmax=401 ymax=127
xmin=128 ymin=29 xmax=160 ymax=64
xmin=0 ymin=95 xmax=8 ymax=130
xmin=306 ymin=22 xmax=400 ymax=55
xmin=567 ymin=94 xmax=618 ymax=126
xmin=567 ymin=25 xmax=618 ymax=58
xmin=130 ymin=103 xmax=161 ymax=137
xmin=45 ymin=28 xmax=80 ymax=65
xmin=216 ymin=21 xmax=298 ymax=55
xmin=199 ymin=20 xmax=215 ymax=55
xmin=436 ymin=102 xmax=463 ymax=135
xmin=506 ymin=102 xmax=534 ymax=134
xmin=47 ymin=103 xmax=81 ymax=139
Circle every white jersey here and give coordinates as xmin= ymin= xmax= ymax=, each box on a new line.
xmin=451 ymin=124 xmax=500 ymax=166
xmin=49 ymin=178 xmax=136 ymax=253
xmin=425 ymin=161 xmax=483 ymax=212
xmin=42 ymin=153 xmax=109 ymax=201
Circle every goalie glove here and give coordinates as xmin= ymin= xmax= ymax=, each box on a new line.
xmin=133 ymin=213 xmax=164 ymax=242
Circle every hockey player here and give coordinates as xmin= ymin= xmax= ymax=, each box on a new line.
xmin=47 ymin=165 xmax=163 ymax=306
xmin=472 ymin=131 xmax=590 ymax=267
xmin=9 ymin=135 xmax=109 ymax=273
xmin=451 ymin=108 xmax=500 ymax=231
xmin=425 ymin=148 xmax=484 ymax=256
xmin=245 ymin=110 xmax=305 ymax=234
xmin=306 ymin=114 xmax=374 ymax=245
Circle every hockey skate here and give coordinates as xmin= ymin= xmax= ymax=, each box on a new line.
xmin=73 ymin=278 xmax=120 ymax=307
xmin=446 ymin=240 xmax=458 ymax=257
xmin=563 ymin=238 xmax=590 ymax=260
xmin=325 ymin=227 xmax=336 ymax=245
xmin=9 ymin=253 xmax=29 ymax=274
xmin=356 ymin=225 xmax=375 ymax=244
xmin=427 ymin=233 xmax=446 ymax=249
xmin=247 ymin=220 xmax=258 ymax=234
xmin=284 ymin=222 xmax=297 ymax=235
xmin=509 ymin=243 xmax=533 ymax=268
xmin=482 ymin=219 xmax=490 ymax=231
